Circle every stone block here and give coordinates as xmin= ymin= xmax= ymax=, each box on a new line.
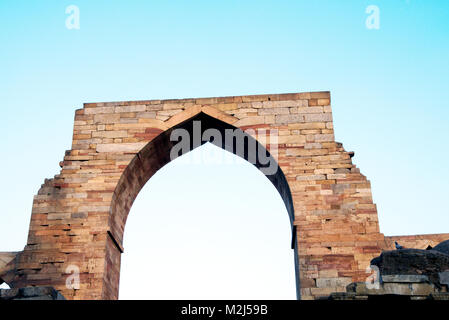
xmin=258 ymin=107 xmax=290 ymax=115
xmin=92 ymin=130 xmax=128 ymax=139
xmin=429 ymin=293 xmax=449 ymax=300
xmin=329 ymin=292 xmax=368 ymax=300
xmin=262 ymin=100 xmax=306 ymax=108
xmin=15 ymin=295 xmax=55 ymax=300
xmin=21 ymin=286 xmax=53 ymax=297
xmin=1 ymin=287 xmax=65 ymax=300
xmin=291 ymin=107 xmax=323 ymax=114
xmin=438 ymin=271 xmax=449 ymax=286
xmin=317 ymin=98 xmax=330 ymax=106
xmin=275 ymin=114 xmax=304 ymax=124
xmin=277 ymin=135 xmax=306 ymax=144
xmin=115 ymin=105 xmax=146 ymax=113
xmin=319 ymin=270 xmax=339 ymax=278
xmin=84 ymin=107 xmax=114 ymax=115
xmin=93 ymin=114 xmax=120 ymax=124
xmin=136 ymin=112 xmax=157 ymax=119
xmin=382 ymin=275 xmax=429 ymax=283
xmin=48 ymin=213 xmax=71 ymax=220
xmin=96 ymin=142 xmax=146 ymax=153
xmin=315 ymin=134 xmax=334 ymax=142
xmin=296 ymin=174 xmax=326 ymax=181
xmin=162 ymin=103 xmax=184 ymax=110
xmin=316 ymin=277 xmax=352 ymax=288
xmin=233 ymin=116 xmax=265 ymax=127
xmin=0 ymin=288 xmax=19 ymax=300
xmin=310 ymin=287 xmax=337 ymax=296
xmin=304 ymin=113 xmax=333 ymax=122
xmin=146 ymin=104 xmax=163 ymax=111
xmin=410 ymin=283 xmax=435 ymax=296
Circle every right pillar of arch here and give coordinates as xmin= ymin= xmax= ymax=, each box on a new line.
xmin=278 ymin=100 xmax=383 ymax=298
xmin=277 ymin=92 xmax=448 ymax=299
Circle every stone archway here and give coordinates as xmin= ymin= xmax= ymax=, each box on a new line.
xmin=106 ymin=112 xmax=299 ymax=299
xmin=2 ymin=91 xmax=447 ymax=300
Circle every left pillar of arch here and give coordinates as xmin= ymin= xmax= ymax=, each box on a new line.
xmin=10 ymin=176 xmax=115 ymax=300
xmin=7 ymin=102 xmax=167 ymax=300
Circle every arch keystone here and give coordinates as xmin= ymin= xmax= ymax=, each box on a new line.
xmin=201 ymin=105 xmax=239 ymax=125
xmin=165 ymin=105 xmax=202 ymax=128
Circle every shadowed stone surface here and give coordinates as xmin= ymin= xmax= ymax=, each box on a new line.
xmin=381 ymin=275 xmax=429 ymax=283
xmin=433 ymin=240 xmax=449 ymax=255
xmin=370 ymin=249 xmax=449 ymax=286
xmin=439 ymin=271 xmax=449 ymax=287
xmin=330 ymin=243 xmax=449 ymax=300
xmin=0 ymin=287 xmax=65 ymax=300
xmin=330 ymin=273 xmax=449 ymax=300
xmin=346 ymin=281 xmax=437 ymax=296
xmin=429 ymin=293 xmax=449 ymax=300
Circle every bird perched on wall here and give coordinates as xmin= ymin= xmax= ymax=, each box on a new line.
xmin=395 ymin=241 xmax=404 ymax=250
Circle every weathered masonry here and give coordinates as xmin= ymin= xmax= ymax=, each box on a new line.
xmin=1 ymin=91 xmax=448 ymax=300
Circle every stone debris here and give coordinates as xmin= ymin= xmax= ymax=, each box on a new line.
xmin=329 ymin=275 xmax=449 ymax=300
xmin=329 ymin=240 xmax=449 ymax=300
xmin=0 ymin=287 xmax=65 ymax=300
xmin=371 ymin=248 xmax=449 ymax=286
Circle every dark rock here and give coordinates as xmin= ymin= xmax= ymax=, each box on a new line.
xmin=0 ymin=288 xmax=19 ymax=300
xmin=370 ymin=249 xmax=449 ymax=286
xmin=328 ymin=292 xmax=368 ymax=300
xmin=439 ymin=271 xmax=449 ymax=287
xmin=346 ymin=282 xmax=357 ymax=293
xmin=433 ymin=239 xmax=449 ymax=255
xmin=370 ymin=255 xmax=381 ymax=267
xmin=429 ymin=293 xmax=449 ymax=300
xmin=15 ymin=295 xmax=55 ymax=300
xmin=0 ymin=286 xmax=65 ymax=300
xmin=20 ymin=286 xmax=53 ymax=298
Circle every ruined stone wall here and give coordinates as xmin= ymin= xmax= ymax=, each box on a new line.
xmin=4 ymin=91 xmax=435 ymax=300
xmin=383 ymin=234 xmax=449 ymax=250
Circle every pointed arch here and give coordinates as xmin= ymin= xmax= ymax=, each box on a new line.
xmin=108 ymin=112 xmax=300 ymax=297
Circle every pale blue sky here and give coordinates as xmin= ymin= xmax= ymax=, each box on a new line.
xmin=0 ymin=1 xmax=448 ymax=298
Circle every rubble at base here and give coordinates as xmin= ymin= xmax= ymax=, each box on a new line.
xmin=329 ymin=274 xmax=449 ymax=300
xmin=329 ymin=243 xmax=449 ymax=300
xmin=0 ymin=286 xmax=65 ymax=300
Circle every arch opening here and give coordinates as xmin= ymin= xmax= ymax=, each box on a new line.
xmin=108 ymin=112 xmax=300 ymax=299
xmin=119 ymin=143 xmax=296 ymax=299
xmin=0 ymin=271 xmax=12 ymax=290
xmin=0 ymin=282 xmax=11 ymax=289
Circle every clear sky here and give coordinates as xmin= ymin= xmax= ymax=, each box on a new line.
xmin=0 ymin=1 xmax=448 ymax=298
